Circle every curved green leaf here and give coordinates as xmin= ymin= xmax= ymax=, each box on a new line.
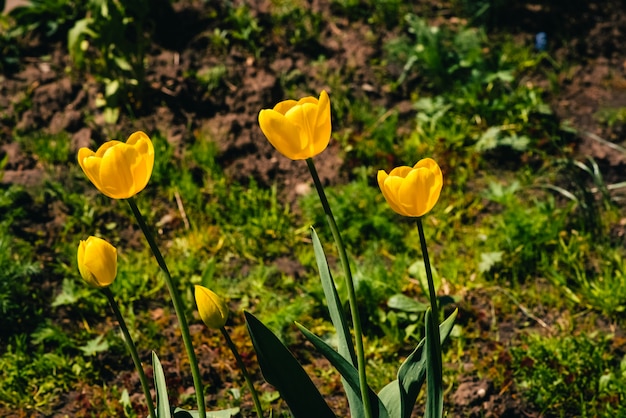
xmin=387 ymin=294 xmax=429 ymax=313
xmin=311 ymin=227 xmax=362 ymax=418
xmin=244 ymin=311 xmax=336 ymax=418
xmin=296 ymin=322 xmax=389 ymax=418
xmin=170 ymin=408 xmax=240 ymax=418
xmin=377 ymin=380 xmax=402 ymax=418
xmin=424 ymin=309 xmax=443 ymax=418
xmin=397 ymin=309 xmax=458 ymax=418
xmin=152 ymin=351 xmax=171 ymax=418
xmin=311 ymin=227 xmax=356 ymax=364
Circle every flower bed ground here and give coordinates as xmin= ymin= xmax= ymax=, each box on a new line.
xmin=1 ymin=1 xmax=626 ymax=417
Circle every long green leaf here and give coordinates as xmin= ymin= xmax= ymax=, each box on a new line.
xmin=424 ymin=309 xmax=443 ymax=418
xmin=152 ymin=351 xmax=171 ymax=418
xmin=377 ymin=380 xmax=402 ymax=418
xmin=296 ymin=323 xmax=389 ymax=418
xmin=244 ymin=311 xmax=336 ymax=418
xmin=171 ymin=408 xmax=239 ymax=418
xmin=396 ymin=309 xmax=457 ymax=418
xmin=311 ymin=227 xmax=362 ymax=417
xmin=311 ymin=227 xmax=356 ymax=364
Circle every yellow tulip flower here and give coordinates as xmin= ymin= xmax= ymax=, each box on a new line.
xmin=258 ymin=90 xmax=331 ymax=160
xmin=77 ymin=236 xmax=117 ymax=288
xmin=378 ymin=158 xmax=443 ymax=217
xmin=78 ymin=131 xmax=154 ymax=199
xmin=194 ymin=285 xmax=229 ymax=329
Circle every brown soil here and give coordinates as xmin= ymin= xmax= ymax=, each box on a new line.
xmin=2 ymin=0 xmax=626 ymax=417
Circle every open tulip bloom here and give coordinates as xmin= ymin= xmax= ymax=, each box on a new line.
xmin=377 ymin=158 xmax=443 ymax=218
xmin=78 ymin=131 xmax=154 ymax=199
xmin=258 ymin=90 xmax=331 ymax=160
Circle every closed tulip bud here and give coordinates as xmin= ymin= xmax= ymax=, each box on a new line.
xmin=258 ymin=90 xmax=331 ymax=160
xmin=194 ymin=285 xmax=229 ymax=329
xmin=78 ymin=131 xmax=154 ymax=199
xmin=378 ymin=158 xmax=443 ymax=217
xmin=77 ymin=236 xmax=117 ymax=288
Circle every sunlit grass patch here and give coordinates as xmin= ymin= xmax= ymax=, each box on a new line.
xmin=0 ymin=334 xmax=91 ymax=414
xmin=14 ymin=131 xmax=73 ymax=165
xmin=512 ymin=333 xmax=626 ymax=417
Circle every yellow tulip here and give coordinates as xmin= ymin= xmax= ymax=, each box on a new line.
xmin=77 ymin=131 xmax=154 ymax=199
xmin=258 ymin=90 xmax=331 ymax=160
xmin=194 ymin=285 xmax=229 ymax=329
xmin=77 ymin=236 xmax=117 ymax=288
xmin=377 ymin=158 xmax=443 ymax=217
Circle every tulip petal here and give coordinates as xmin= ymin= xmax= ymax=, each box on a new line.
xmin=127 ymin=131 xmax=154 ymax=193
xmin=297 ymin=96 xmax=319 ymax=106
xmin=315 ymin=91 xmax=330 ymax=128
xmin=273 ymin=99 xmax=299 ymax=115
xmin=398 ymin=168 xmax=431 ymax=216
xmin=99 ymin=144 xmax=138 ymax=198
xmin=388 ymin=165 xmax=413 ymax=178
xmin=77 ymin=147 xmax=95 ymax=162
xmin=382 ymin=174 xmax=410 ymax=216
xmin=415 ymin=158 xmax=442 ymax=179
xmin=313 ymin=91 xmax=331 ymax=156
xmin=376 ymin=169 xmax=388 ymax=187
xmin=78 ymin=149 xmax=101 ymax=191
xmin=415 ymin=158 xmax=443 ymax=211
xmin=77 ymin=240 xmax=93 ymax=286
xmin=95 ymin=140 xmax=122 ymax=157
xmin=285 ymin=102 xmax=321 ymax=158
xmin=259 ymin=109 xmax=305 ymax=160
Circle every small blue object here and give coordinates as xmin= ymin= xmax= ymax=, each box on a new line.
xmin=535 ymin=32 xmax=547 ymax=51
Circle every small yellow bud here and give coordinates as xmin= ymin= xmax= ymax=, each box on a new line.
xmin=194 ymin=285 xmax=229 ymax=329
xmin=77 ymin=236 xmax=117 ymax=288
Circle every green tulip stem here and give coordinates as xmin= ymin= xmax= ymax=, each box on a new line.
xmin=305 ymin=158 xmax=373 ymax=418
xmin=127 ymin=197 xmax=206 ymax=418
xmin=220 ymin=327 xmax=264 ymax=418
xmin=416 ymin=218 xmax=442 ymax=393
xmin=415 ymin=218 xmax=440 ymax=322
xmin=102 ymin=287 xmax=156 ymax=418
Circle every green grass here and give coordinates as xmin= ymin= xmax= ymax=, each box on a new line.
xmin=512 ymin=333 xmax=626 ymax=417
xmin=1 ymin=1 xmax=626 ymax=417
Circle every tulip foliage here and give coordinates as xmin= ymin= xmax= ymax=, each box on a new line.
xmin=74 ymin=90 xmax=455 ymax=418
xmin=252 ymin=91 xmax=455 ymax=418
